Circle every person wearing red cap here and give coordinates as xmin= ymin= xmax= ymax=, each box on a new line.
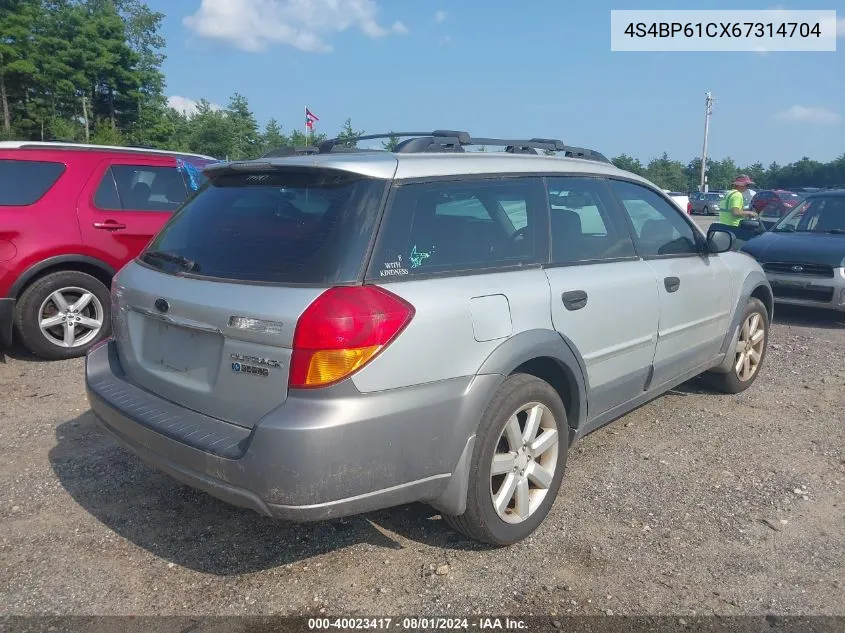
xmin=719 ymin=175 xmax=759 ymax=227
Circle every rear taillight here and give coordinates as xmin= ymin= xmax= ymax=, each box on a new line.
xmin=687 ymin=202 xmax=692 ymax=214
xmin=289 ymin=286 xmax=415 ymax=389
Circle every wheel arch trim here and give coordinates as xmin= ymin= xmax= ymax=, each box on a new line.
xmin=476 ymin=328 xmax=589 ymax=430
xmin=9 ymin=255 xmax=117 ymax=299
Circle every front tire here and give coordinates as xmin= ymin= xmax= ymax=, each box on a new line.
xmin=14 ymin=271 xmax=111 ymax=361
xmin=706 ymin=297 xmax=769 ymax=394
xmin=443 ymin=374 xmax=569 ymax=545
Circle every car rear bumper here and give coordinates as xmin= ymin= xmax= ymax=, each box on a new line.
xmin=766 ymin=267 xmax=845 ymax=312
xmin=86 ymin=340 xmax=499 ymax=521
xmin=0 ymin=298 xmax=14 ymax=347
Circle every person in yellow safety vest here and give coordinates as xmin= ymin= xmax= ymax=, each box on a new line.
xmin=719 ymin=175 xmax=759 ymax=227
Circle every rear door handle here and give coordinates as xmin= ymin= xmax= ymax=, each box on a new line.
xmin=562 ymin=290 xmax=588 ymax=311
xmin=93 ymin=220 xmax=127 ymax=231
xmin=664 ymin=276 xmax=681 ymax=293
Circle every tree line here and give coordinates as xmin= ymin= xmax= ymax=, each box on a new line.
xmin=612 ymin=152 xmax=845 ymax=193
xmin=2 ymin=0 xmax=842 ymax=189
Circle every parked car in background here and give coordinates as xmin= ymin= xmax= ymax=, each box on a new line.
xmin=741 ymin=189 xmax=845 ymax=312
xmin=689 ymin=191 xmax=725 ymax=215
xmin=0 ymin=141 xmax=215 ymax=360
xmin=663 ymin=190 xmax=689 ymax=213
xmin=86 ymin=130 xmax=773 ymax=546
xmin=749 ymin=189 xmax=801 ymax=226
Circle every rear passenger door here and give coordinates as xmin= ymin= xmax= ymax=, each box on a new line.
xmin=77 ymin=157 xmax=189 ymax=268
xmin=608 ymin=179 xmax=732 ymax=387
xmin=543 ymin=176 xmax=659 ymax=421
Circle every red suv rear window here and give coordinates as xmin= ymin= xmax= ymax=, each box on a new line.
xmin=0 ymin=159 xmax=66 ymax=206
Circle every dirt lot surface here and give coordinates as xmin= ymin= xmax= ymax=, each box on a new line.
xmin=1 ymin=305 xmax=844 ymax=618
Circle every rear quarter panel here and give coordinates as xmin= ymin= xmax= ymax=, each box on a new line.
xmin=350 ymin=269 xmax=553 ymax=393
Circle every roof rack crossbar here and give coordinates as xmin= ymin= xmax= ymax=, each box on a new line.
xmin=260 ymin=130 xmax=610 ymax=163
xmin=559 ymin=145 xmax=611 ymax=163
xmin=468 ymin=137 xmax=566 ymax=152
xmin=317 ymin=130 xmax=470 ymax=154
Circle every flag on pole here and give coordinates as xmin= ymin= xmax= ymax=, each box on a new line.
xmin=306 ymin=107 xmax=319 ymax=130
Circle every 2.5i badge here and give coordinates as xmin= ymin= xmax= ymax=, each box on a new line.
xmin=231 ymin=362 xmax=270 ymax=377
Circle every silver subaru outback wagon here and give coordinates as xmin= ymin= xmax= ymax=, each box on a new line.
xmin=85 ymin=131 xmax=773 ymax=545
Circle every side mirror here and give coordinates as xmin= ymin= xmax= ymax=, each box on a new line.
xmin=738 ymin=219 xmax=764 ymax=234
xmin=707 ymin=229 xmax=734 ymax=254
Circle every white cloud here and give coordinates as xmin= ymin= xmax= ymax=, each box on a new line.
xmin=184 ymin=0 xmax=408 ymax=53
xmin=775 ymin=105 xmax=840 ymax=125
xmin=434 ymin=10 xmax=447 ymax=23
xmin=167 ymin=96 xmax=222 ymax=117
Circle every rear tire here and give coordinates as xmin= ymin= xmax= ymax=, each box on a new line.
xmin=14 ymin=271 xmax=111 ymax=361
xmin=443 ymin=374 xmax=569 ymax=545
xmin=705 ymin=298 xmax=769 ymax=394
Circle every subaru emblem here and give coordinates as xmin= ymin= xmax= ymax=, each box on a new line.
xmin=154 ymin=298 xmax=170 ymax=313
xmin=791 ymin=265 xmax=804 ymax=273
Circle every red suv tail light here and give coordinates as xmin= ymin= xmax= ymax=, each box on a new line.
xmin=687 ymin=201 xmax=692 ymax=214
xmin=289 ymin=286 xmax=415 ymax=389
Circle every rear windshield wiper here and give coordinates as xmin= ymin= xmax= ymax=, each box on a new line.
xmin=822 ymin=229 xmax=845 ymax=234
xmin=142 ymin=250 xmax=200 ymax=272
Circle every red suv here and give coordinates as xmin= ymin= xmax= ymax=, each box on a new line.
xmin=0 ymin=142 xmax=215 ymax=359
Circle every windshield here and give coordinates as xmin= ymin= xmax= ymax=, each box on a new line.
xmin=778 ymin=191 xmax=800 ymax=200
xmin=772 ymin=196 xmax=845 ymax=234
xmin=140 ymin=169 xmax=388 ymax=284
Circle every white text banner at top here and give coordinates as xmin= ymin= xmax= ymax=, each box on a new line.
xmin=610 ymin=10 xmax=837 ymax=52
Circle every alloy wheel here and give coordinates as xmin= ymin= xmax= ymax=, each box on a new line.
xmin=489 ymin=402 xmax=559 ymax=524
xmin=734 ymin=312 xmax=765 ymax=382
xmin=38 ymin=287 xmax=105 ymax=349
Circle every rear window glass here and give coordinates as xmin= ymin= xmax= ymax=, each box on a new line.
xmin=142 ymin=169 xmax=387 ymax=284
xmin=0 ymin=159 xmax=65 ymax=206
xmin=367 ymin=177 xmax=546 ymax=279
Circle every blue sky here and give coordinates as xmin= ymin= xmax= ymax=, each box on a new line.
xmin=147 ymin=0 xmax=844 ymax=166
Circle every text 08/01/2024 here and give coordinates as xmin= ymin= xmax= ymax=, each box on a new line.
xmin=610 ymin=9 xmax=837 ymax=52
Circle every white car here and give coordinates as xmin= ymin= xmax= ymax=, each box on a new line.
xmin=664 ymin=190 xmax=690 ymax=213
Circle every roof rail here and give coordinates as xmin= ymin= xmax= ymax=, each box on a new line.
xmin=0 ymin=140 xmax=216 ymax=161
xmin=262 ymin=130 xmax=611 ymax=164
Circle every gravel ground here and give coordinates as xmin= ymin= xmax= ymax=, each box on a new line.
xmin=0 ymin=304 xmax=843 ymax=618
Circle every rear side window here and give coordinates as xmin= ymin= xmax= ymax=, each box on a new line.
xmin=0 ymin=159 xmax=65 ymax=206
xmin=142 ymin=169 xmax=388 ymax=284
xmin=547 ymin=177 xmax=637 ymax=265
xmin=98 ymin=165 xmax=188 ymax=212
xmin=368 ymin=177 xmax=546 ymax=279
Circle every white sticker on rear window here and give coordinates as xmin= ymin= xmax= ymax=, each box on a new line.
xmin=380 ymin=254 xmax=409 ymax=277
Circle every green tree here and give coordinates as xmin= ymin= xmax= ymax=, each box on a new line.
xmin=706 ymin=157 xmax=738 ymax=190
xmin=0 ymin=0 xmax=40 ymax=135
xmin=289 ymin=128 xmax=327 ymax=147
xmin=225 ymin=92 xmax=260 ymax=160
xmin=381 ymin=132 xmax=400 ymax=152
xmin=186 ymin=99 xmax=231 ymax=158
xmin=644 ymin=152 xmax=687 ymax=191
xmin=611 ymin=153 xmax=646 ymax=177
xmin=262 ymin=118 xmax=287 ymax=153
xmin=336 ymin=117 xmax=364 ymax=148
xmin=90 ymin=118 xmax=125 ymax=145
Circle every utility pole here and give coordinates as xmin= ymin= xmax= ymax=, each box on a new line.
xmin=699 ymin=92 xmax=713 ymax=192
xmin=81 ymin=95 xmax=90 ymax=143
